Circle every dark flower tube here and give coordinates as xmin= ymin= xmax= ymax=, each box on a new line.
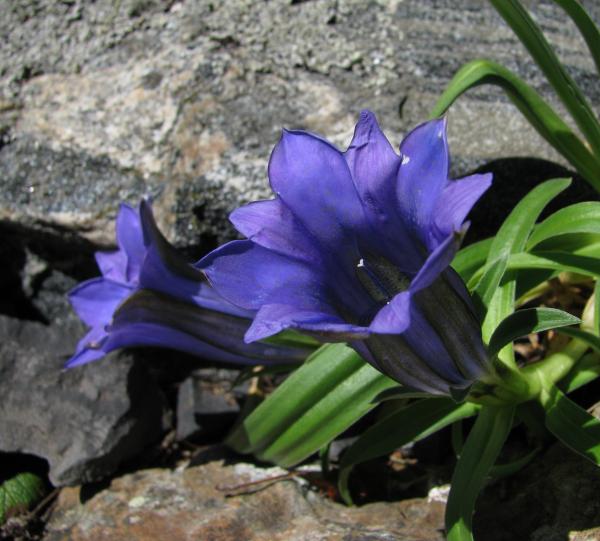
xmin=199 ymin=111 xmax=493 ymax=395
xmin=67 ymin=202 xmax=311 ymax=367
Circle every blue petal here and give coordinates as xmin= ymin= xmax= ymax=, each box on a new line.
xmin=345 ymin=111 xmax=423 ymax=271
xmin=65 ymin=327 xmax=108 ymax=367
xmin=345 ymin=110 xmax=401 ymax=226
xmin=138 ymin=200 xmax=205 ymax=286
xmin=111 ymin=289 xmax=309 ymax=363
xmin=68 ymin=277 xmax=132 ymax=328
xmin=95 ymin=249 xmax=128 ymax=284
xmin=396 ymin=118 xmax=449 ymax=240
xmin=429 ymin=173 xmax=492 ymax=250
xmin=200 ymin=240 xmax=331 ymax=312
xmin=268 ymin=128 xmax=366 ymax=250
xmin=369 ymin=290 xmax=412 ymax=334
xmin=230 ymin=198 xmax=320 ymax=263
xmin=115 ymin=203 xmax=145 ymax=283
xmin=410 ymin=224 xmax=466 ymax=292
xmin=245 ymin=303 xmax=370 ymax=343
xmin=369 ymin=226 xmax=465 ymax=334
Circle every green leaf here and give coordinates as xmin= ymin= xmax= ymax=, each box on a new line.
xmin=261 ymin=329 xmax=321 ymax=349
xmin=481 ymin=178 xmax=571 ymax=365
xmin=487 ymin=178 xmax=572 ymax=262
xmin=488 ymin=307 xmax=581 ymax=359
xmin=541 ymin=385 xmax=600 ymax=464
xmin=373 ymin=386 xmax=437 ymax=402
xmin=431 ymin=59 xmax=600 ymax=190
xmin=470 ymin=255 xmax=508 ymax=317
xmin=594 ymin=280 xmax=600 ymax=337
xmin=527 ymin=202 xmax=600 ymax=249
xmin=508 ymin=251 xmax=600 ymax=279
xmin=226 ymin=343 xmax=396 ymax=467
xmin=445 ymin=406 xmax=515 ymax=541
xmin=490 ymin=0 xmax=600 ymax=157
xmin=560 ymin=353 xmax=600 ymax=394
xmin=488 ymin=445 xmax=541 ymax=480
xmin=555 ymin=0 xmax=600 ymax=77
xmin=338 ymin=398 xmax=479 ymax=504
xmin=452 ymin=238 xmax=493 ymax=283
xmin=557 ymin=327 xmax=600 ymax=355
xmin=471 ymin=249 xmax=600 ymax=288
xmin=0 ymin=472 xmax=45 ymax=524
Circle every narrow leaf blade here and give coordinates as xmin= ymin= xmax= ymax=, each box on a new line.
xmin=453 ymin=238 xmax=493 ymax=283
xmin=482 ymin=178 xmax=571 ymax=362
xmin=557 ymin=327 xmax=600 ymax=355
xmin=555 ymin=0 xmax=600 ymax=77
xmin=542 ymin=385 xmax=600 ymax=464
xmin=527 ymin=202 xmax=600 ymax=249
xmin=446 ymin=406 xmax=515 ymax=541
xmin=431 ymin=59 xmax=600 ymax=190
xmin=509 ymin=251 xmax=600 ymax=279
xmin=227 ymin=343 xmax=396 ymax=467
xmin=488 ymin=307 xmax=580 ymax=359
xmin=490 ymin=0 xmax=600 ymax=156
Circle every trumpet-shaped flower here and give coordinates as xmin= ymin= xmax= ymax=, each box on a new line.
xmin=200 ymin=111 xmax=493 ymax=395
xmin=68 ymin=201 xmax=309 ymax=367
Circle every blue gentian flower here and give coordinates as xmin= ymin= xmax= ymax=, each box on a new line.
xmin=68 ymin=201 xmax=309 ymax=367
xmin=199 ymin=111 xmax=493 ymax=395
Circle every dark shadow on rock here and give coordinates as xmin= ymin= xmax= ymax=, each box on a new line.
xmin=474 ymin=443 xmax=600 ymax=541
xmin=79 ymin=477 xmax=112 ymax=505
xmin=0 ymin=452 xmax=49 ymax=485
xmin=0 ymin=221 xmax=99 ymax=322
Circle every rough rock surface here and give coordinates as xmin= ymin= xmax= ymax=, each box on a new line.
xmin=1 ymin=0 xmax=598 ymax=247
xmin=43 ymin=442 xmax=600 ymax=541
xmin=0 ymin=313 xmax=168 ymax=487
xmin=44 ymin=459 xmax=446 ymax=541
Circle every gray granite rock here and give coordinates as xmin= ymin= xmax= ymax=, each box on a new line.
xmin=1 ymin=0 xmax=598 ymax=247
xmin=0 ymin=313 xmax=168 ymax=487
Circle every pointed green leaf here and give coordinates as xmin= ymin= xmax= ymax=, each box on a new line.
xmin=557 ymin=327 xmax=600 ymax=355
xmin=226 ymin=343 xmax=396 ymax=467
xmin=445 ymin=406 xmax=515 ymax=541
xmin=453 ymin=238 xmax=493 ymax=283
xmin=560 ymin=353 xmax=600 ymax=394
xmin=481 ymin=179 xmax=571 ymax=366
xmin=471 ymin=249 xmax=600 ymax=289
xmin=554 ymin=0 xmax=600 ymax=77
xmin=541 ymin=385 xmax=600 ymax=464
xmin=595 ymin=280 xmax=600 ymax=337
xmin=488 ymin=308 xmax=580 ymax=359
xmin=338 ymin=398 xmax=479 ymax=504
xmin=0 ymin=472 xmax=45 ymax=524
xmin=487 ymin=178 xmax=572 ymax=261
xmin=489 ymin=445 xmax=541 ymax=480
xmin=527 ymin=202 xmax=600 ymax=249
xmin=431 ymin=59 xmax=600 ymax=190
xmin=373 ymin=386 xmax=434 ymax=402
xmin=470 ymin=254 xmax=508 ymax=317
xmin=490 ymin=0 xmax=600 ymax=156
xmin=508 ymin=251 xmax=600 ymax=279
xmin=262 ymin=329 xmax=321 ymax=349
